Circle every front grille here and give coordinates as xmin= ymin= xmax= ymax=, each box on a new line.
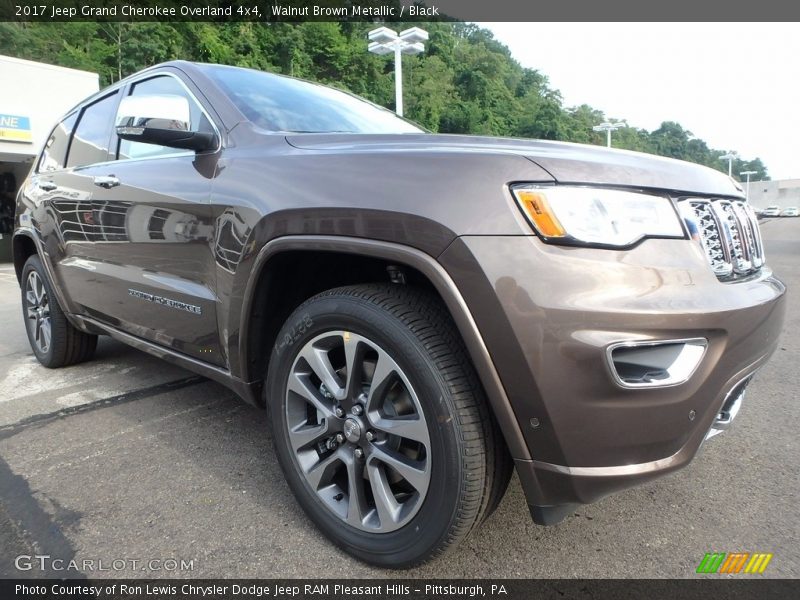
xmin=678 ymin=198 xmax=765 ymax=280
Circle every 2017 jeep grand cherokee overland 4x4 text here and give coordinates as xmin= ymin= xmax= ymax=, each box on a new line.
xmin=14 ymin=62 xmax=785 ymax=567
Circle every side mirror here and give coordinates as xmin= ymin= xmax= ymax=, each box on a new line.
xmin=115 ymin=94 xmax=216 ymax=152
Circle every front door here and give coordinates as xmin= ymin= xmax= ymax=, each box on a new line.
xmin=62 ymin=74 xmax=223 ymax=365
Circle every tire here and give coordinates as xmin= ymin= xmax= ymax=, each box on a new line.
xmin=480 ymin=412 xmax=514 ymax=524
xmin=21 ymin=255 xmax=98 ymax=368
xmin=265 ymin=283 xmax=511 ymax=567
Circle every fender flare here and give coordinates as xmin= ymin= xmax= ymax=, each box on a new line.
xmin=239 ymin=235 xmax=531 ymax=461
xmin=12 ymin=228 xmax=39 ymax=283
xmin=12 ymin=227 xmax=91 ymax=331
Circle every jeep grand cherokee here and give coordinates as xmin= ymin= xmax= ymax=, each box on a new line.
xmin=13 ymin=62 xmax=786 ymax=567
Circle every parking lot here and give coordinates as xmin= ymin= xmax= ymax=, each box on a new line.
xmin=0 ymin=218 xmax=798 ymax=579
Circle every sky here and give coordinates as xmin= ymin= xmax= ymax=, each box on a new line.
xmin=482 ymin=23 xmax=800 ymax=180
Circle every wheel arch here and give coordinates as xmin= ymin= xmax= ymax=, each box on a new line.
xmin=237 ymin=235 xmax=531 ymax=462
xmin=12 ymin=230 xmax=38 ymax=285
xmin=12 ymin=229 xmax=98 ymax=336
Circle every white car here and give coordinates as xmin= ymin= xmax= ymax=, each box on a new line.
xmin=781 ymin=206 xmax=799 ymax=217
xmin=762 ymin=206 xmax=781 ymax=217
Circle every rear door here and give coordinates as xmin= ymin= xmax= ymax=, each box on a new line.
xmin=67 ymin=73 xmax=223 ymax=366
xmin=30 ymin=92 xmax=120 ymax=313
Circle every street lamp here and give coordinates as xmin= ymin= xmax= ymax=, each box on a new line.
xmin=592 ymin=122 xmax=626 ymax=148
xmin=368 ymin=26 xmax=428 ymax=117
xmin=740 ymin=170 xmax=757 ymax=201
xmin=719 ymin=152 xmax=738 ymax=177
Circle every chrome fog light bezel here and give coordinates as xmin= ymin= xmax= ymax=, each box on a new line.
xmin=606 ymin=337 xmax=708 ymax=389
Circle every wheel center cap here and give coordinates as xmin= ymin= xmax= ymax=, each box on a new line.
xmin=343 ymin=418 xmax=362 ymax=443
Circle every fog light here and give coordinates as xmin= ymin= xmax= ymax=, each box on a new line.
xmin=606 ymin=338 xmax=707 ymax=388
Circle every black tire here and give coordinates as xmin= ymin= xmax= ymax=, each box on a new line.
xmin=265 ymin=283 xmax=510 ymax=567
xmin=480 ymin=412 xmax=514 ymax=524
xmin=21 ymin=254 xmax=98 ymax=368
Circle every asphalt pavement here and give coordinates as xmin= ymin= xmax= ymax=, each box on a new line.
xmin=0 ymin=218 xmax=798 ymax=579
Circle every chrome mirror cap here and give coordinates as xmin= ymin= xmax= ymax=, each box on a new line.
xmin=116 ymin=94 xmax=191 ymax=135
xmin=115 ymin=94 xmax=216 ymax=152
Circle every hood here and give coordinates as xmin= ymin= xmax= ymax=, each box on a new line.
xmin=286 ymin=133 xmax=744 ymax=198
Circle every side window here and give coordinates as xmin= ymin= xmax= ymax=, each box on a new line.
xmin=66 ymin=92 xmax=119 ymax=169
xmin=38 ymin=112 xmax=78 ymax=172
xmin=118 ymin=76 xmax=213 ymax=161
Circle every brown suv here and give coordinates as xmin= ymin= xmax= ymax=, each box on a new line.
xmin=13 ymin=62 xmax=786 ymax=567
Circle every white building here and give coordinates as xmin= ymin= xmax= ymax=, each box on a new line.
xmin=744 ymin=179 xmax=800 ymax=211
xmin=0 ymin=55 xmax=99 ymax=260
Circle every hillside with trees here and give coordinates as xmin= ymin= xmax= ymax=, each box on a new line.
xmin=0 ymin=20 xmax=769 ymax=180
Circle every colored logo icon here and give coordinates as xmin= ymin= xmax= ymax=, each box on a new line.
xmin=696 ymin=552 xmax=773 ymax=574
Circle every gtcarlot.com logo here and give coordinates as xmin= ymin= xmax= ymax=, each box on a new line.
xmin=15 ymin=554 xmax=195 ymax=573
xmin=696 ymin=552 xmax=773 ymax=574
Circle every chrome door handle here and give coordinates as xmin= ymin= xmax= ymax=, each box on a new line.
xmin=93 ymin=175 xmax=120 ymax=189
xmin=38 ymin=181 xmax=57 ymax=191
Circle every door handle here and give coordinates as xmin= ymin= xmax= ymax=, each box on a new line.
xmin=37 ymin=181 xmax=57 ymax=191
xmin=93 ymin=175 xmax=120 ymax=189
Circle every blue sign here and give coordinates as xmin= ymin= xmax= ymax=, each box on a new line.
xmin=0 ymin=113 xmax=33 ymax=143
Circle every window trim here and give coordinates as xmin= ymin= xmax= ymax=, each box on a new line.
xmin=35 ymin=69 xmax=224 ymax=174
xmin=113 ymin=71 xmax=223 ymax=165
xmin=35 ymin=110 xmax=79 ymax=174
xmin=64 ymin=89 xmax=122 ymax=171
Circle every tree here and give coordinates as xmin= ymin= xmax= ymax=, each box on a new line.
xmin=0 ymin=21 xmax=769 ymax=179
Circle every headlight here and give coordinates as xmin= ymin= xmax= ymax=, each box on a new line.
xmin=511 ymin=185 xmax=684 ymax=248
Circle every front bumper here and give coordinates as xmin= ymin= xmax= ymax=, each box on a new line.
xmin=439 ymin=235 xmax=786 ymax=511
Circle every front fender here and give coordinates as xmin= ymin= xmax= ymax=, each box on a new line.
xmin=227 ymin=234 xmax=532 ymax=464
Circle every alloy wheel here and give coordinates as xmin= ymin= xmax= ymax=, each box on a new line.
xmin=285 ymin=331 xmax=431 ymax=533
xmin=25 ymin=271 xmax=51 ymax=354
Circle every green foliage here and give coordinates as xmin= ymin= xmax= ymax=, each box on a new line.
xmin=0 ymin=21 xmax=769 ymax=180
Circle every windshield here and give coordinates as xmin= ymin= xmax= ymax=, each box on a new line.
xmin=201 ymin=64 xmax=423 ymax=134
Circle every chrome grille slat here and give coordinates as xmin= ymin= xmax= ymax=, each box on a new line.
xmin=731 ymin=202 xmax=758 ymax=266
xmin=679 ymin=198 xmax=765 ymax=281
xmin=714 ymin=200 xmax=751 ymax=273
xmin=742 ymin=202 xmax=765 ymax=267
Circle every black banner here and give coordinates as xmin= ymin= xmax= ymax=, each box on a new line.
xmin=2 ymin=579 xmax=799 ymax=600
xmin=2 ymin=0 xmax=800 ymax=22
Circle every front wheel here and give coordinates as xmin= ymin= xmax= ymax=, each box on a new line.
xmin=265 ymin=284 xmax=511 ymax=567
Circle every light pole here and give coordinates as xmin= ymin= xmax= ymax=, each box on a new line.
xmin=720 ymin=152 xmax=738 ymax=177
xmin=368 ymin=26 xmax=428 ymax=117
xmin=592 ymin=122 xmax=626 ymax=148
xmin=740 ymin=170 xmax=757 ymax=201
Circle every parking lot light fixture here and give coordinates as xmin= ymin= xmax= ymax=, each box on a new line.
xmin=592 ymin=122 xmax=626 ymax=148
xmin=740 ymin=170 xmax=758 ymax=201
xmin=368 ymin=26 xmax=428 ymax=117
xmin=720 ymin=152 xmax=738 ymax=177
